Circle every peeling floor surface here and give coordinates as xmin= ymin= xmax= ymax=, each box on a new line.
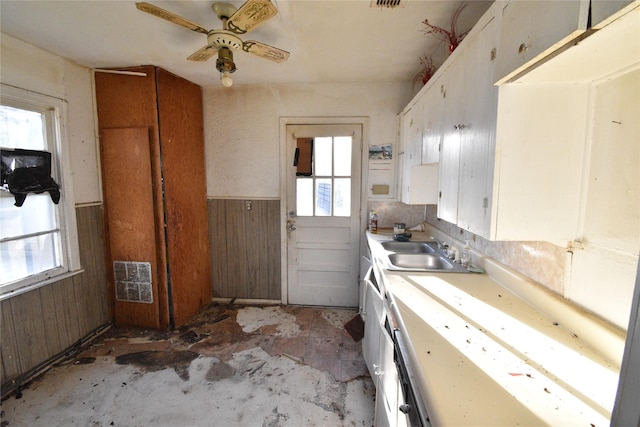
xmin=1 ymin=304 xmax=375 ymax=427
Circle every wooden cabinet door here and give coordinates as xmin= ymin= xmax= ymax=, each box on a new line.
xmin=100 ymin=127 xmax=161 ymax=329
xmin=156 ymin=68 xmax=211 ymax=327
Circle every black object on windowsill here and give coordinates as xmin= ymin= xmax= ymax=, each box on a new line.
xmin=1 ymin=148 xmax=60 ymax=207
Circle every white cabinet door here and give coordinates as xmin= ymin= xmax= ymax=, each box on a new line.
xmin=591 ymin=0 xmax=635 ymax=28
xmin=359 ymin=260 xmax=371 ymax=318
xmin=363 ymin=278 xmax=384 ymax=377
xmin=489 ymin=83 xmax=589 ymax=241
xmin=456 ymin=16 xmax=498 ymax=236
xmin=437 ymin=46 xmax=467 ymax=224
xmin=400 ymin=100 xmax=425 ymax=203
xmin=375 ymin=326 xmax=400 ymax=427
xmin=495 ymin=0 xmax=589 ymax=83
xmin=437 ymin=7 xmax=500 ymax=238
xmin=421 ymin=74 xmax=444 ymax=165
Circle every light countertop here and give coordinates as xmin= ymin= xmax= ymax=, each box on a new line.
xmin=367 ymin=230 xmax=622 ymax=426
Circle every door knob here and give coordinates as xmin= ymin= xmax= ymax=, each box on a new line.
xmin=287 ymin=221 xmax=296 ymax=232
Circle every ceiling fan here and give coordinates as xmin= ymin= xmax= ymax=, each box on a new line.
xmin=135 ymin=0 xmax=290 ymax=87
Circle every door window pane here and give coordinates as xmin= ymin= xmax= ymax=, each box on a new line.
xmin=314 ymin=137 xmax=332 ymax=176
xmin=334 ymin=178 xmax=351 ymax=216
xmin=334 ymin=137 xmax=352 ymax=176
xmin=296 ymin=177 xmax=313 ymax=216
xmin=294 ymin=135 xmax=353 ymax=218
xmin=315 ymin=178 xmax=332 ymax=216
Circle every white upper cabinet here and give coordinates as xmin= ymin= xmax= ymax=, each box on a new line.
xmin=489 ymin=84 xmax=590 ymax=241
xmin=397 ymin=0 xmax=638 ymax=241
xmin=421 ymin=74 xmax=444 ymax=165
xmin=434 ymin=7 xmax=498 ymax=232
xmin=591 ymin=0 xmax=636 ymax=27
xmin=489 ymin=2 xmax=640 ymax=241
xmin=455 ymin=16 xmax=498 ymax=235
xmin=399 ymin=97 xmax=426 ymax=204
xmin=495 ymin=0 xmax=590 ymax=84
xmin=437 ymin=52 xmax=466 ymax=224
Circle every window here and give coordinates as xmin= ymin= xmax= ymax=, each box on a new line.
xmin=296 ymin=135 xmax=352 ymax=217
xmin=0 ymin=85 xmax=80 ymax=297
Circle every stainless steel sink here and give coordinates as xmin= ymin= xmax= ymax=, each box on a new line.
xmin=388 ymin=253 xmax=455 ymax=270
xmin=381 ymin=241 xmax=436 ymax=254
xmin=377 ymin=239 xmax=471 ymax=272
xmin=384 ymin=251 xmax=470 ymax=273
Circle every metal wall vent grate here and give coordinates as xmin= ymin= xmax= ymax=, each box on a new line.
xmin=114 ymin=261 xmax=153 ymax=304
xmin=370 ymin=0 xmax=404 ymax=8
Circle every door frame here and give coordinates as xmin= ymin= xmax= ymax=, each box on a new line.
xmin=279 ymin=116 xmax=370 ymax=304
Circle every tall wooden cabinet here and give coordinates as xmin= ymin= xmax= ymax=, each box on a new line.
xmin=95 ymin=66 xmax=211 ymax=329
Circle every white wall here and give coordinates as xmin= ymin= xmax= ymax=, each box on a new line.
xmin=1 ymin=34 xmax=101 ymax=205
xmin=202 ymin=82 xmax=411 ymax=199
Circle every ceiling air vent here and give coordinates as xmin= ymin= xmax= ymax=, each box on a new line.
xmin=370 ymin=0 xmax=405 ymax=8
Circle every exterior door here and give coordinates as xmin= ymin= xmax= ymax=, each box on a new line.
xmin=286 ymin=124 xmax=362 ymax=306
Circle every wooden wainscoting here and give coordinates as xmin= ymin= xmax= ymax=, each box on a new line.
xmin=208 ymin=199 xmax=281 ymax=300
xmin=1 ymin=205 xmax=110 ymax=393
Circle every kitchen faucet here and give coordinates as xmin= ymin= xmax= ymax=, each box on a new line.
xmin=430 ymin=236 xmax=448 ymax=252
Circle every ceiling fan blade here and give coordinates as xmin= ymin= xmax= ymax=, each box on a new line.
xmin=227 ymin=0 xmax=278 ymax=35
xmin=243 ymin=41 xmax=289 ymax=63
xmin=135 ymin=2 xmax=209 ymax=34
xmin=187 ymin=45 xmax=217 ymax=62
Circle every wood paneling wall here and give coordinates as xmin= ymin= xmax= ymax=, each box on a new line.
xmin=209 ymin=199 xmax=281 ymax=300
xmin=1 ymin=205 xmax=110 ymax=392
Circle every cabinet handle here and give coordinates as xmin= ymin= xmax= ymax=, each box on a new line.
xmin=399 ymin=404 xmax=411 ymax=414
xmin=454 ymin=124 xmax=465 ymax=130
xmin=373 ymin=363 xmax=383 ymax=376
xmin=518 ymin=43 xmax=529 ymax=54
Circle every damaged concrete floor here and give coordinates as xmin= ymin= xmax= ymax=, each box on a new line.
xmin=1 ymin=304 xmax=375 ymax=426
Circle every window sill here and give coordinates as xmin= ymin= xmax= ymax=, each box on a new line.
xmin=0 ymin=269 xmax=85 ymax=302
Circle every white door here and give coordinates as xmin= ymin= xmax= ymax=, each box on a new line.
xmin=286 ymin=124 xmax=362 ymax=306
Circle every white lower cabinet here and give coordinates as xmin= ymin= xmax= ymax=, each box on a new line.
xmin=359 ymin=257 xmax=371 ymax=318
xmin=363 ymin=275 xmax=383 ymax=378
xmin=362 ymin=270 xmax=410 ymax=427
xmin=376 ymin=325 xmax=409 ymax=427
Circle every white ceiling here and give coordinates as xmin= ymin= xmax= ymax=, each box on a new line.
xmin=0 ymin=0 xmax=492 ymax=88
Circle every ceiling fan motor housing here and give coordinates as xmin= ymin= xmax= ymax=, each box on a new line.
xmin=208 ymin=30 xmax=243 ymax=51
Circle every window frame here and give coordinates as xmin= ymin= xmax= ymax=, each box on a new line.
xmin=0 ymin=84 xmax=81 ymax=299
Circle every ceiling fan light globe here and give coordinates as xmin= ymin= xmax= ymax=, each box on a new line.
xmin=221 ymin=71 xmax=234 ymax=87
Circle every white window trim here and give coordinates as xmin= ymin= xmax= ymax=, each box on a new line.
xmin=1 ymin=84 xmax=81 ymax=297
